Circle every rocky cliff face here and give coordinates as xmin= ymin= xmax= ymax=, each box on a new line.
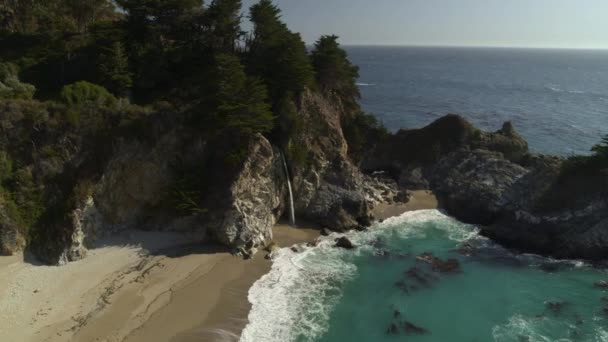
xmin=0 ymin=90 xmax=379 ymax=264
xmin=364 ymin=114 xmax=608 ymax=260
xmin=290 ymin=90 xmax=372 ymax=231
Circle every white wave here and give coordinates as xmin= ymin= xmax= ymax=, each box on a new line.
xmin=240 ymin=237 xmax=357 ymax=342
xmin=356 ymin=82 xmax=376 ymax=86
xmin=240 ymin=210 xmax=477 ymax=342
xmin=492 ymin=314 xmax=572 ymax=342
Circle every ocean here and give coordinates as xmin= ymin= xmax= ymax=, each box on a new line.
xmin=347 ymin=46 xmax=608 ymax=156
xmin=240 ymin=47 xmax=608 ymax=342
xmin=242 ymin=211 xmax=608 ymax=342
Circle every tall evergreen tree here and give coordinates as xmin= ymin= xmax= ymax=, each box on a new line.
xmin=592 ymin=135 xmax=608 ymax=159
xmin=98 ymin=42 xmax=133 ymax=96
xmin=311 ymin=35 xmax=360 ymax=106
xmin=202 ymin=54 xmax=274 ymax=136
xmin=200 ymin=0 xmax=243 ymax=53
xmin=247 ymin=0 xmax=314 ymax=103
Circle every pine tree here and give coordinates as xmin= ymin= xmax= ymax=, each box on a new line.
xmin=247 ymin=0 xmax=314 ymax=103
xmin=592 ymin=135 xmax=608 ymax=159
xmin=200 ymin=0 xmax=243 ymax=53
xmin=98 ymin=42 xmax=133 ymax=96
xmin=203 ymin=54 xmax=274 ymax=136
xmin=311 ymin=35 xmax=360 ymax=105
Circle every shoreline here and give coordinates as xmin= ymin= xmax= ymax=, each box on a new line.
xmin=0 ymin=191 xmax=438 ymax=342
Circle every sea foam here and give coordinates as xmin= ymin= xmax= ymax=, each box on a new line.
xmin=240 ymin=210 xmax=473 ymax=342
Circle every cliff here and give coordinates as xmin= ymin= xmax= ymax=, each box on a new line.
xmin=0 ymin=90 xmax=376 ymax=264
xmin=364 ymin=114 xmax=608 ymax=260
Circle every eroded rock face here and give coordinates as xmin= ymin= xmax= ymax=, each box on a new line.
xmin=95 ymin=133 xmax=181 ymax=229
xmin=0 ymin=202 xmax=25 ymax=256
xmin=204 ymin=134 xmax=284 ymax=252
xmin=430 ymin=149 xmax=529 ymax=224
xmin=291 ymin=90 xmax=372 ymax=231
xmin=364 ymin=114 xmax=608 ymax=260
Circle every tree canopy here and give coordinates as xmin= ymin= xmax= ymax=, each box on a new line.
xmin=311 ymin=35 xmax=360 ymax=106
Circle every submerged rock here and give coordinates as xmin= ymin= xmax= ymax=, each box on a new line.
xmin=545 ymin=301 xmax=568 ymax=315
xmin=594 ymin=281 xmax=608 ymax=290
xmin=402 ymin=321 xmax=429 ymax=335
xmin=416 ymin=253 xmax=461 ymax=273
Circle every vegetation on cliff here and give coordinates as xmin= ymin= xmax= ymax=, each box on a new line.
xmin=0 ymin=0 xmax=385 ymax=259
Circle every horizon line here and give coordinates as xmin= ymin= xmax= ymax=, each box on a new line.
xmin=336 ymin=43 xmax=608 ymax=51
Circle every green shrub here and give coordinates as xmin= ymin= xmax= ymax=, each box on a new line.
xmin=0 ymin=62 xmax=36 ymax=100
xmin=342 ymin=111 xmax=389 ymax=163
xmin=60 ymin=81 xmax=117 ymax=107
xmin=0 ymin=151 xmax=13 ymax=184
xmin=287 ymin=141 xmax=309 ymax=169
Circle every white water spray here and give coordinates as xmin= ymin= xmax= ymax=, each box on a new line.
xmin=281 ymin=152 xmax=296 ymax=227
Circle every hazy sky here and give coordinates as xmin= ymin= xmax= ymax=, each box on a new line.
xmin=240 ymin=0 xmax=608 ymax=49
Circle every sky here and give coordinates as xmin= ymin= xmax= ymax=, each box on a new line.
xmin=240 ymin=0 xmax=608 ymax=49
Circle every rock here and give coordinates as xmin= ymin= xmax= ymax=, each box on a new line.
xmin=402 ymin=321 xmax=429 ymax=335
xmin=546 ymin=301 xmax=568 ymax=315
xmin=416 ymin=253 xmax=461 ymax=273
xmin=290 ymin=90 xmax=373 ymax=232
xmin=0 ymin=202 xmax=25 ymax=256
xmin=363 ymin=114 xmax=608 ymax=261
xmin=594 ymin=281 xmax=608 ymax=289
xmin=386 ymin=323 xmax=399 ymax=335
xmin=202 ymin=134 xmax=284 ymax=255
xmin=321 ymin=228 xmax=331 ymax=236
xmin=334 ymin=237 xmax=356 ymax=249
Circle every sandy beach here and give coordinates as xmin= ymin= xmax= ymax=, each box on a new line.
xmin=0 ymin=191 xmax=437 ymax=342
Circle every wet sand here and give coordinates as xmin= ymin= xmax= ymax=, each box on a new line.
xmin=373 ymin=190 xmax=439 ymax=219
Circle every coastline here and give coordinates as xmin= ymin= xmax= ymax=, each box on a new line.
xmin=0 ymin=191 xmax=437 ymax=342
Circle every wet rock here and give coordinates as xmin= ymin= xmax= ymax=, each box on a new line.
xmin=402 ymin=321 xmax=429 ymax=335
xmin=386 ymin=323 xmax=399 ymax=335
xmin=394 ymin=280 xmax=409 ymax=294
xmin=594 ymin=281 xmax=608 ymax=290
xmin=405 ymin=267 xmax=436 ymax=288
xmin=393 ymin=310 xmax=401 ymax=318
xmin=321 ymin=228 xmax=331 ymax=236
xmin=334 ymin=237 xmax=356 ymax=249
xmin=416 ymin=253 xmax=461 ymax=273
xmin=539 ymin=263 xmax=562 ymax=273
xmin=456 ymin=243 xmax=476 ymax=257
xmin=545 ymin=301 xmax=568 ymax=315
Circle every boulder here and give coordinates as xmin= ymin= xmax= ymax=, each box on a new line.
xmin=334 ymin=236 xmax=356 ymax=249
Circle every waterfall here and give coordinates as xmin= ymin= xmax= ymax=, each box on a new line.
xmin=280 ymin=152 xmax=296 ymax=227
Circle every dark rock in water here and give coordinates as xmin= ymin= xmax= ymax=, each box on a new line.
xmin=291 ymin=246 xmax=302 ymax=253
xmin=394 ymin=280 xmax=409 ymax=294
xmin=594 ymin=281 xmax=608 ymax=289
xmin=545 ymin=301 xmax=568 ymax=315
xmin=386 ymin=323 xmax=399 ymax=335
xmin=321 ymin=228 xmax=331 ymax=236
xmin=402 ymin=321 xmax=429 ymax=335
xmin=355 ymin=225 xmax=368 ymax=232
xmin=416 ymin=253 xmax=461 ymax=273
xmin=393 ymin=310 xmax=401 ymax=318
xmin=539 ymin=263 xmax=563 ymax=273
xmin=603 ymin=305 xmax=608 ymax=316
xmin=433 ymin=259 xmax=461 ymax=273
xmin=456 ymin=243 xmax=476 ymax=257
xmin=405 ymin=267 xmax=436 ymax=288
xmin=334 ymin=237 xmax=356 ymax=249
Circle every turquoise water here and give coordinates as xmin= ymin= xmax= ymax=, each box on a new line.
xmin=241 ymin=211 xmax=608 ymax=342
